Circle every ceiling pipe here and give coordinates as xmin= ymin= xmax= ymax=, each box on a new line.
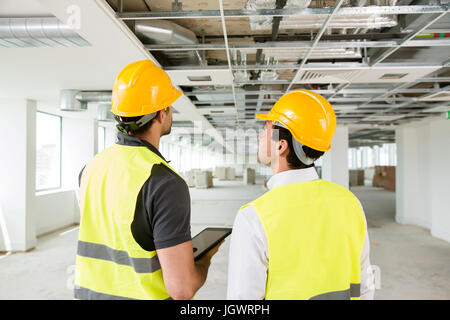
xmin=131 ymin=20 xmax=203 ymax=66
xmin=0 ymin=17 xmax=89 ymax=48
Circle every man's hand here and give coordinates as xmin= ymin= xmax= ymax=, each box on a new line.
xmin=196 ymin=240 xmax=225 ymax=265
xmin=157 ymin=240 xmax=224 ymax=300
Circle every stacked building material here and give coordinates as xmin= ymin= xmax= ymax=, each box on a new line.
xmin=243 ymin=168 xmax=256 ymax=185
xmin=373 ymin=166 xmax=396 ymax=191
xmin=226 ymin=167 xmax=235 ymax=180
xmin=214 ymin=167 xmax=227 ymax=180
xmin=184 ymin=170 xmax=196 ymax=187
xmin=349 ymin=170 xmax=365 ymax=187
xmin=194 ymin=171 xmax=213 ymax=189
xmin=384 ymin=166 xmax=396 ymax=191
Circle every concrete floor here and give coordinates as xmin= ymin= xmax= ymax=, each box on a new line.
xmin=0 ymin=177 xmax=449 ymax=299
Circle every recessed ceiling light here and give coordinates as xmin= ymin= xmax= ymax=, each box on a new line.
xmin=379 ymin=73 xmax=408 ymax=80
xmin=188 ymin=75 xmax=212 ymax=81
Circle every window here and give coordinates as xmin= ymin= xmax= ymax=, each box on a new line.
xmin=98 ymin=126 xmax=105 ymax=153
xmin=36 ymin=112 xmax=61 ymax=191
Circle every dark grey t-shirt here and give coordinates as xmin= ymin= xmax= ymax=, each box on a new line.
xmin=79 ymin=132 xmax=191 ymax=251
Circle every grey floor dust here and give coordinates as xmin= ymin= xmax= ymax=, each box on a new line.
xmin=0 ymin=178 xmax=449 ymax=299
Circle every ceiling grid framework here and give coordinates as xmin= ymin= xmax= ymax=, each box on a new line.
xmin=107 ymin=0 xmax=450 ymax=149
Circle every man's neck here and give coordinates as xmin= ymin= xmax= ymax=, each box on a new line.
xmin=132 ymin=131 xmax=160 ymax=150
xmin=271 ymin=158 xmax=291 ymax=175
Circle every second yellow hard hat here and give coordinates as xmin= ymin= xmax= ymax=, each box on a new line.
xmin=256 ymin=90 xmax=336 ymax=152
xmin=111 ymin=60 xmax=182 ymax=117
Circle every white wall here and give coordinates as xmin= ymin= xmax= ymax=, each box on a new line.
xmin=35 ymin=190 xmax=78 ymax=236
xmin=396 ymin=118 xmax=450 ymax=242
xmin=429 ymin=120 xmax=450 ymax=242
xmin=105 ymin=126 xmax=117 ymax=148
xmin=395 ymin=123 xmax=431 ymax=229
xmin=0 ymin=99 xmax=37 ymax=251
xmin=61 ymin=118 xmax=97 ymax=190
xmin=322 ymin=126 xmax=349 ymax=188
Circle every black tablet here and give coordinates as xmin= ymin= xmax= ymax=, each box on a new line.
xmin=192 ymin=227 xmax=232 ymax=261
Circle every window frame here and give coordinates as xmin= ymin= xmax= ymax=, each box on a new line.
xmin=35 ymin=111 xmax=62 ymax=192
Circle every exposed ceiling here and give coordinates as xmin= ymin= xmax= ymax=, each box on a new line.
xmin=1 ymin=0 xmax=449 ymax=153
xmin=0 ymin=0 xmax=233 ymax=153
xmin=106 ymin=0 xmax=450 ymax=149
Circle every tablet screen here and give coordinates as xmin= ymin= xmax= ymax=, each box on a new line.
xmin=192 ymin=227 xmax=232 ymax=261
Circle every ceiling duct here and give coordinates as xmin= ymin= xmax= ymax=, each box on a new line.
xmin=246 ymin=0 xmax=312 ymax=30
xmin=97 ymin=103 xmax=115 ymax=121
xmin=246 ymin=0 xmax=397 ymax=31
xmin=59 ymin=90 xmax=112 ymax=111
xmin=0 ymin=17 xmax=89 ymax=48
xmin=132 ymin=20 xmax=203 ymax=66
xmin=59 ymin=90 xmax=87 ymax=112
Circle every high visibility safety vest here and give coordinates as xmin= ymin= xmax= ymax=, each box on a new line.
xmin=75 ymin=144 xmax=178 ymax=300
xmin=241 ymin=179 xmax=366 ymax=300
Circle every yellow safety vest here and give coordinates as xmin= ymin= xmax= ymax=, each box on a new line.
xmin=241 ymin=179 xmax=366 ymax=300
xmin=75 ymin=144 xmax=179 ymax=300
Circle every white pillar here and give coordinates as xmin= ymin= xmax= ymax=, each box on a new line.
xmin=395 ymin=124 xmax=431 ymax=228
xmin=429 ymin=120 xmax=450 ymax=242
xmin=0 ymin=99 xmax=37 ymax=251
xmin=396 ymin=118 xmax=450 ymax=242
xmin=322 ymin=126 xmax=349 ymax=188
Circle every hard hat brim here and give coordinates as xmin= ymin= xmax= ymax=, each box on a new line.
xmin=255 ymin=112 xmax=273 ymax=121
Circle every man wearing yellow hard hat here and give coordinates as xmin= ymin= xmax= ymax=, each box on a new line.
xmin=74 ymin=60 xmax=221 ymax=300
xmin=227 ymin=90 xmax=375 ymax=300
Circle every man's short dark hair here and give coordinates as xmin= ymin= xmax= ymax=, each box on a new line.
xmin=272 ymin=125 xmax=324 ymax=169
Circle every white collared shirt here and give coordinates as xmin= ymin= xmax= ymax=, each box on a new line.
xmin=227 ymin=167 xmax=375 ymax=300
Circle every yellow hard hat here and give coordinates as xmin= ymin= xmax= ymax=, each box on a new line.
xmin=111 ymin=60 xmax=182 ymax=117
xmin=256 ymin=90 xmax=336 ymax=152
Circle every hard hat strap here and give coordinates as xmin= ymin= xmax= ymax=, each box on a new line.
xmin=274 ymin=121 xmax=316 ymax=166
xmin=291 ymin=137 xmax=316 ymax=166
xmin=115 ymin=112 xmax=157 ymax=134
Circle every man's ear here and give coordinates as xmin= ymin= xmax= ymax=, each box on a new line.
xmin=155 ymin=110 xmax=164 ymax=123
xmin=277 ymin=139 xmax=289 ymax=156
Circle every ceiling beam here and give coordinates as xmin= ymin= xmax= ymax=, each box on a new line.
xmin=118 ymin=5 xmax=450 ymax=20
xmin=144 ymin=38 xmax=450 ymax=51
xmin=370 ymin=11 xmax=450 ymax=66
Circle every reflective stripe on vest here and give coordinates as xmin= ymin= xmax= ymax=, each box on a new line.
xmin=74 ymin=287 xmax=173 ymax=300
xmin=310 ymin=283 xmax=360 ymax=300
xmin=242 ymin=179 xmax=366 ymax=300
xmin=75 ymin=144 xmax=180 ymax=300
xmin=77 ymin=240 xmax=161 ymax=274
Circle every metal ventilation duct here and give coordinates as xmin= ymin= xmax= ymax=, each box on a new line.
xmin=59 ymin=90 xmax=87 ymax=112
xmin=132 ymin=20 xmax=202 ymax=66
xmin=97 ymin=103 xmax=115 ymax=121
xmin=0 ymin=17 xmax=89 ymax=48
xmin=59 ymin=90 xmax=112 ymax=111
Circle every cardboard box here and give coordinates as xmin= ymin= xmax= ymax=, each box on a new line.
xmin=195 ymin=171 xmax=213 ymax=189
xmin=372 ymin=166 xmax=396 ymax=191
xmin=243 ymin=168 xmax=255 ymax=185
xmin=184 ymin=170 xmax=195 ymax=187
xmin=226 ymin=167 xmax=235 ymax=180
xmin=214 ymin=167 xmax=227 ymax=180
xmin=349 ymin=169 xmax=364 ymax=186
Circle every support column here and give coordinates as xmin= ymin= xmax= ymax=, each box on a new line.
xmin=429 ymin=120 xmax=450 ymax=242
xmin=396 ymin=118 xmax=450 ymax=242
xmin=395 ymin=123 xmax=431 ymax=228
xmin=321 ymin=126 xmax=349 ymax=188
xmin=0 ymin=99 xmax=37 ymax=252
